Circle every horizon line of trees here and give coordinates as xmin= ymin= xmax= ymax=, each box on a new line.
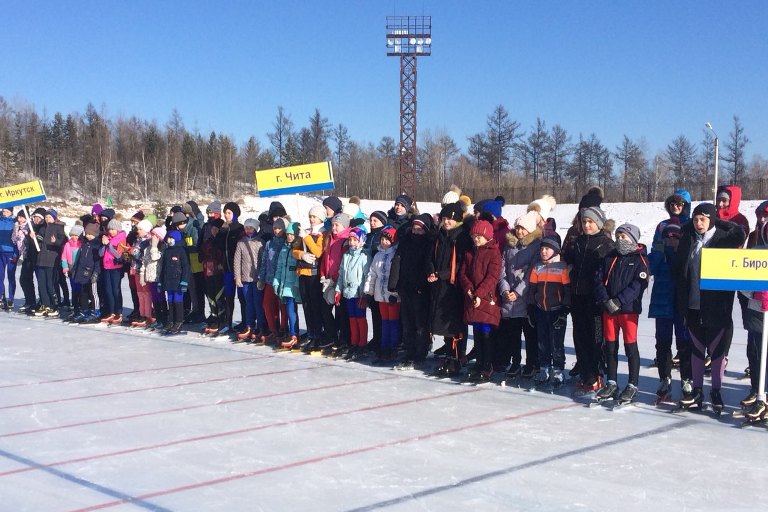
xmin=1 ymin=96 xmax=766 ymax=206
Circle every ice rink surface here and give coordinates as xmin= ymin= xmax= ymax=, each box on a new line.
xmin=1 ymin=305 xmax=766 ymax=512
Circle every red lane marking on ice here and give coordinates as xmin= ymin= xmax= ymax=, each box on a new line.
xmin=1 ymin=386 xmax=479 ymax=478
xmin=0 ymin=375 xmax=398 ymax=439
xmin=67 ymin=402 xmax=579 ymax=512
xmin=0 ymin=356 xmax=268 ymax=389
xmin=0 ymin=366 xmax=324 ymax=411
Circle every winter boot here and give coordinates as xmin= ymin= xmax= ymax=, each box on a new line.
xmin=740 ymin=391 xmax=758 ymax=409
xmin=595 ymin=380 xmax=618 ymax=401
xmin=710 ymin=388 xmax=724 ymax=415
xmin=745 ymin=400 xmax=767 ymax=422
xmin=656 ymin=377 xmax=673 ymax=402
xmin=618 ymin=384 xmax=638 ymax=403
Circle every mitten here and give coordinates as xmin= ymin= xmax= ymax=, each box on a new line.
xmin=301 ymin=253 xmax=316 ymax=265
xmin=604 ymin=298 xmax=621 ymax=314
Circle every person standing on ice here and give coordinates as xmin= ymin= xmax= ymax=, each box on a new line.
xmin=593 ymin=224 xmax=650 ymax=404
xmin=673 ymin=203 xmax=745 ymax=413
xmin=294 ymin=205 xmax=326 ymax=353
xmin=0 ymin=206 xmax=18 ymax=311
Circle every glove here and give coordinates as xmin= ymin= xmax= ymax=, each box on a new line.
xmin=388 ymin=295 xmax=398 ymax=304
xmin=334 ymin=292 xmax=341 ymax=306
xmin=301 ymin=253 xmax=316 ymax=265
xmin=604 ymin=298 xmax=621 ymax=314
xmin=554 ymin=312 xmax=568 ymax=329
xmin=527 ymin=305 xmax=537 ymax=328
xmin=257 ymin=280 xmax=265 ymax=290
xmin=36 ymin=234 xmax=44 ymax=242
xmin=180 ymin=281 xmax=188 ymax=293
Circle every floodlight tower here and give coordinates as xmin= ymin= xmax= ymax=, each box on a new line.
xmin=386 ymin=15 xmax=431 ymax=199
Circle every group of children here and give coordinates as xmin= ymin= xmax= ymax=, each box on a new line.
xmin=1 ymin=183 xmax=766 ymax=420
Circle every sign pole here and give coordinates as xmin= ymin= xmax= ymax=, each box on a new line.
xmin=758 ymin=311 xmax=768 ymax=404
xmin=22 ymin=204 xmax=40 ymax=252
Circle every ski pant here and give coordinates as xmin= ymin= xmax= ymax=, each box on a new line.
xmin=133 ymin=274 xmax=152 ymax=318
xmin=79 ymin=281 xmax=96 ymax=312
xmin=346 ymin=297 xmax=367 ymax=347
xmin=299 ymin=275 xmax=323 ymax=340
xmin=472 ymin=323 xmax=495 ymax=370
xmin=747 ymin=330 xmax=766 ymax=394
xmin=242 ymin=282 xmax=260 ymax=330
xmin=686 ymin=309 xmax=732 ymax=391
xmin=102 ymin=269 xmax=123 ymax=316
xmin=20 ymin=258 xmax=36 ymax=307
xmin=35 ymin=266 xmax=56 ymax=308
xmin=378 ymin=301 xmax=401 ymax=351
xmin=400 ymin=290 xmax=430 ymax=362
xmin=223 ymin=271 xmax=245 ymax=329
xmin=0 ymin=252 xmax=17 ymax=301
xmin=203 ymin=274 xmax=226 ymax=327
xmin=68 ymin=278 xmax=82 ymax=314
xmin=535 ymin=309 xmax=567 ymax=371
xmin=263 ymin=283 xmax=287 ymax=333
xmin=571 ymin=297 xmax=603 ymax=386
xmin=494 ymin=316 xmax=537 ymax=369
xmin=369 ymin=297 xmax=381 ymax=347
xmin=654 ymin=314 xmax=690 ymax=382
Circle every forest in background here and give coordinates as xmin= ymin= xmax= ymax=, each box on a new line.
xmin=1 ymin=96 xmax=766 ymax=206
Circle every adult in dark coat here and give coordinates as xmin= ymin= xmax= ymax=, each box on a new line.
xmin=673 ymin=203 xmax=746 ymax=411
xmin=427 ymin=203 xmax=472 ymax=369
xmin=214 ymin=202 xmax=245 ymax=332
xmin=389 ymin=213 xmax=434 ymax=368
xmin=34 ymin=211 xmax=66 ymax=314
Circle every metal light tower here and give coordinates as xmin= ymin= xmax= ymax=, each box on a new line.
xmin=386 ymin=15 xmax=431 ymax=199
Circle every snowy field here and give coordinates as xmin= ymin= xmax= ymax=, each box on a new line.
xmin=1 ymin=195 xmax=767 ymax=511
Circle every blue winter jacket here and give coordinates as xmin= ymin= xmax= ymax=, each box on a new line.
xmin=336 ymin=246 xmax=371 ymax=299
xmin=273 ymin=240 xmax=300 ymax=302
xmin=0 ymin=215 xmax=17 ymax=255
xmin=594 ymin=245 xmax=650 ymax=315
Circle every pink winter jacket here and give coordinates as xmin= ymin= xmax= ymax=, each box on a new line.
xmin=61 ymin=238 xmax=81 ymax=271
xmin=753 ymin=291 xmax=768 ymax=312
xmin=102 ymin=231 xmax=127 ymax=270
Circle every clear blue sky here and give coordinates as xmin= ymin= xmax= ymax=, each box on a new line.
xmin=2 ymin=0 xmax=766 ymax=161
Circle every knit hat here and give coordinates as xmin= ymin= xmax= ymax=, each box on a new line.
xmin=223 ymin=201 xmax=241 ymax=218
xmin=370 ymin=210 xmax=388 ymax=226
xmin=515 ymin=211 xmax=540 ymax=233
xmin=244 ymin=218 xmax=259 ymax=230
xmin=394 ymin=194 xmax=413 ymax=210
xmin=439 ymin=203 xmax=464 ymax=222
xmin=331 ymin=213 xmax=350 ymax=229
xmin=91 ymin=203 xmax=104 ymax=217
xmin=580 ymin=206 xmax=606 ymax=230
xmin=441 ymin=185 xmax=461 ymax=207
xmin=578 ymin=187 xmax=604 ymax=210
xmin=171 ymin=211 xmax=187 ymax=225
xmin=692 ymin=202 xmax=717 ymax=220
xmin=381 ymin=226 xmax=397 ymax=244
xmin=458 ymin=195 xmax=472 ymax=209
xmin=540 ymin=235 xmax=561 ymax=255
xmin=528 ymin=195 xmax=557 ymax=220
xmin=481 ymin=200 xmax=502 ymax=219
xmin=85 ymin=223 xmax=100 ymax=237
xmin=151 ymin=226 xmax=167 ymax=240
xmin=99 ymin=208 xmax=115 ymax=221
xmin=286 ymin=221 xmax=300 ymax=236
xmin=349 ymin=227 xmax=367 ymax=244
xmin=107 ymin=219 xmax=122 ymax=231
xmin=662 ymin=219 xmax=682 ymax=239
xmin=207 ymin=200 xmax=222 ymax=214
xmin=136 ymin=219 xmax=153 ymax=233
xmin=322 ymin=196 xmax=343 ymax=215
xmin=342 ymin=202 xmax=360 ymax=218
xmin=46 ymin=208 xmax=58 ymax=219
xmin=167 ymin=230 xmax=182 ymax=245
xmin=182 ymin=203 xmax=193 ymax=215
xmin=131 ymin=211 xmax=145 ymax=222
xmin=470 ymin=219 xmax=494 ymax=240
xmin=309 ymin=204 xmax=327 ymax=220
xmin=616 ymin=223 xmax=641 ymax=245
xmin=170 ymin=205 xmax=183 ymax=214
xmin=268 ymin=201 xmax=287 ymax=219
xmin=32 ymin=207 xmax=47 ymax=219
xmin=69 ymin=225 xmax=84 ymax=237
xmin=16 ymin=209 xmax=26 ymax=219
xmin=273 ymin=218 xmax=287 ymax=232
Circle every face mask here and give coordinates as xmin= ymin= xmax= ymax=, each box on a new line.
xmin=616 ymin=239 xmax=637 ymax=255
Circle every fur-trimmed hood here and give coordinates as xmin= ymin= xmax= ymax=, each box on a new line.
xmin=506 ymin=227 xmax=543 ymax=248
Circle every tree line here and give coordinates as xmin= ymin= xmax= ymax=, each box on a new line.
xmin=0 ymin=96 xmax=765 ymax=206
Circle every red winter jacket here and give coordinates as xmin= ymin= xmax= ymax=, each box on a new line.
xmin=716 ymin=185 xmax=750 ymax=239
xmin=459 ymin=238 xmax=502 ymax=326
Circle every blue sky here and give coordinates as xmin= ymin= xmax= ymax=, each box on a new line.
xmin=2 ymin=0 xmax=766 ymax=160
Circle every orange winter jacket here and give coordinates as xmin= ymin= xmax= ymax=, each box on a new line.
xmin=292 ymin=231 xmax=325 ymax=277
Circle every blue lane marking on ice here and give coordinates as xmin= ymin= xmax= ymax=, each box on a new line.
xmin=0 ymin=447 xmax=172 ymax=512
xmin=345 ymin=418 xmax=696 ymax=512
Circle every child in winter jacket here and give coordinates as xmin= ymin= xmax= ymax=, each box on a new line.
xmin=61 ymin=225 xmax=83 ymax=316
xmin=99 ymin=219 xmax=127 ymax=323
xmin=528 ymin=236 xmax=570 ymax=385
xmin=129 ymin=220 xmax=154 ymax=327
xmin=293 ymin=205 xmax=325 ymax=349
xmin=364 ymin=226 xmax=400 ymax=362
xmin=459 ymin=219 xmax=502 ymax=383
xmin=70 ymin=223 xmax=102 ymax=322
xmin=258 ymin=218 xmax=288 ymax=343
xmin=335 ymin=227 xmax=371 ymax=359
xmin=275 ymin=222 xmax=302 ymax=348
xmin=200 ymin=217 xmax=226 ymax=334
xmin=234 ymin=219 xmax=264 ymax=341
xmin=142 ymin=226 xmax=167 ymax=330
xmin=158 ymin=230 xmax=191 ymax=334
xmin=593 ymin=223 xmax=650 ymax=403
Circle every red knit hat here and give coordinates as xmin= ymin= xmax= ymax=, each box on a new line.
xmin=381 ymin=226 xmax=397 ymax=244
xmin=470 ymin=220 xmax=493 ymax=240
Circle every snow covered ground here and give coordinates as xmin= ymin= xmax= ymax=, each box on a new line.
xmin=2 ymin=196 xmax=767 ymax=511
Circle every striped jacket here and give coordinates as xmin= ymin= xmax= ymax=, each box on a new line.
xmin=528 ymin=258 xmax=570 ymax=311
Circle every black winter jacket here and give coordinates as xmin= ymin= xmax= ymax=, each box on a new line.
xmin=563 ymin=231 xmax=614 ymax=297
xmin=72 ymin=238 xmax=102 ymax=285
xmin=389 ymin=230 xmax=433 ymax=295
xmin=159 ymin=245 xmax=192 ymax=292
xmin=36 ymin=221 xmax=66 ymax=268
xmin=428 ymin=223 xmax=472 ymax=336
xmin=594 ymin=245 xmax=650 ymax=315
xmin=214 ymin=221 xmax=244 ymax=273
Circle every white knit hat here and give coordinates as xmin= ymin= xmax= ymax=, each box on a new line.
xmin=514 ymin=211 xmax=540 ymax=233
